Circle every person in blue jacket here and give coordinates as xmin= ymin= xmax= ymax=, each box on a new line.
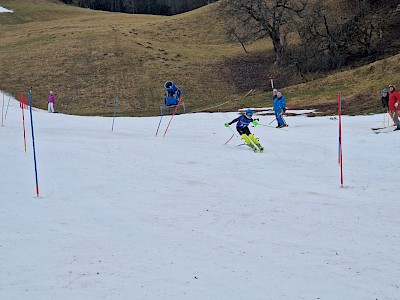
xmin=225 ymin=109 xmax=264 ymax=152
xmin=273 ymin=92 xmax=288 ymax=128
xmin=164 ymin=81 xmax=182 ymax=106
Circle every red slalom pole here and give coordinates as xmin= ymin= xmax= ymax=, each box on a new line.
xmin=163 ymin=96 xmax=184 ymax=138
xmin=224 ymin=133 xmax=234 ymax=145
xmin=338 ymin=92 xmax=344 ymax=187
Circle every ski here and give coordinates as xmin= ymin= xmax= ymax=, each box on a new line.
xmin=371 ymin=127 xmax=387 ymax=131
xmin=237 ymin=143 xmax=264 ymax=153
xmin=373 ymin=128 xmax=397 ymax=134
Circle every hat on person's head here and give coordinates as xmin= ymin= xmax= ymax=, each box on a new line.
xmin=277 ymin=92 xmax=282 ymax=97
xmin=273 ymin=89 xmax=278 ymax=93
xmin=389 ymin=84 xmax=395 ymax=88
xmin=381 ymin=89 xmax=388 ymax=94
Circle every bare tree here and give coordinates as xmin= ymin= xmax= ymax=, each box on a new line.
xmin=289 ymin=0 xmax=386 ymax=74
xmin=218 ymin=0 xmax=308 ymax=63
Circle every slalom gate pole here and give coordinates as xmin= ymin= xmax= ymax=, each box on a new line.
xmin=5 ymin=96 xmax=11 ymax=120
xmin=269 ymin=75 xmax=274 ymax=90
xmin=268 ymin=100 xmax=298 ymax=125
xmin=1 ymin=94 xmax=4 ymax=126
xmin=155 ymin=105 xmax=167 ymax=136
xmin=111 ymin=95 xmax=119 ymax=131
xmin=338 ymin=92 xmax=344 ymax=187
xmin=224 ymin=133 xmax=235 ymax=145
xmin=163 ymin=96 xmax=184 ymax=138
xmin=20 ymin=94 xmax=27 ymax=153
xmin=28 ymin=90 xmax=40 ymax=197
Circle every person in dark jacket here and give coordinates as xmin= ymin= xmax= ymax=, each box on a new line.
xmin=225 ymin=109 xmax=264 ymax=152
xmin=381 ymin=89 xmax=389 ymax=109
xmin=381 ymin=89 xmax=394 ymax=125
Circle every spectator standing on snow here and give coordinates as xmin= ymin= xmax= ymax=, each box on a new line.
xmin=388 ymin=84 xmax=400 ymax=131
xmin=225 ymin=109 xmax=264 ymax=152
xmin=381 ymin=89 xmax=394 ymax=125
xmin=273 ymin=92 xmax=287 ymax=128
xmin=48 ymin=91 xmax=56 ymax=113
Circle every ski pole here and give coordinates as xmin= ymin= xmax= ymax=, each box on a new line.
xmin=111 ymin=95 xmax=119 ymax=131
xmin=381 ymin=113 xmax=387 ymax=128
xmin=1 ymin=94 xmax=4 ymax=127
xmin=388 ymin=112 xmax=390 ymax=127
xmin=254 ymin=122 xmax=288 ymax=131
xmin=5 ymin=96 xmax=11 ymax=120
xmin=225 ymin=124 xmax=239 ymax=137
xmin=155 ymin=104 xmax=167 ymax=136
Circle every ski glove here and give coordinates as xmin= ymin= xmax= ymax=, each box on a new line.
xmin=395 ymin=102 xmax=399 ymax=108
xmin=224 ymin=123 xmax=229 ymax=127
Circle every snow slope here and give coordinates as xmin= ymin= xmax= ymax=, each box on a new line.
xmin=0 ymin=6 xmax=13 ymax=13
xmin=1 ymin=91 xmax=399 ymax=299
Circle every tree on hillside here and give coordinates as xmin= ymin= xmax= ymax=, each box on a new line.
xmin=289 ymin=0 xmax=386 ymax=74
xmin=217 ymin=0 xmax=308 ymax=63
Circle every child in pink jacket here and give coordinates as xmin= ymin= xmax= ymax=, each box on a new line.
xmin=48 ymin=91 xmax=56 ymax=113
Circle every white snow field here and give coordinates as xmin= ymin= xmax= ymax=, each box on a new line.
xmin=0 ymin=90 xmax=399 ymax=299
xmin=0 ymin=6 xmax=13 ymax=13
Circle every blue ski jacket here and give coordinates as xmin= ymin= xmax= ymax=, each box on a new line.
xmin=273 ymin=95 xmax=286 ymax=114
xmin=229 ymin=114 xmax=253 ymax=128
xmin=164 ymin=81 xmax=182 ymax=106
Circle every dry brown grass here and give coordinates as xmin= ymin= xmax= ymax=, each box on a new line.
xmin=0 ymin=0 xmax=399 ymax=116
xmin=0 ymin=0 xmax=244 ymax=116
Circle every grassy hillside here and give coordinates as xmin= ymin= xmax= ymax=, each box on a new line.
xmin=0 ymin=0 xmax=399 ymax=116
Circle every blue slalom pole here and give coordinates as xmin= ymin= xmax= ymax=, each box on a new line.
xmin=155 ymin=105 xmax=167 ymax=136
xmin=111 ymin=95 xmax=119 ymax=131
xmin=28 ymin=90 xmax=40 ymax=197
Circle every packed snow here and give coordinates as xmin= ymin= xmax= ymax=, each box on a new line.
xmin=0 ymin=6 xmax=13 ymax=13
xmin=1 ymin=90 xmax=399 ymax=299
